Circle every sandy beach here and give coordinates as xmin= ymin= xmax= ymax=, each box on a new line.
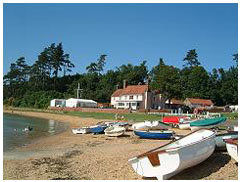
xmin=3 ymin=110 xmax=238 ymax=180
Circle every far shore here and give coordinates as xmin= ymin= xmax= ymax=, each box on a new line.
xmin=3 ymin=109 xmax=238 ymax=180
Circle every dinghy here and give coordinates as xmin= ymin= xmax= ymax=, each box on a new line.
xmin=104 ymin=126 xmax=126 ymax=137
xmin=133 ymin=130 xmax=174 ymax=139
xmin=128 ymin=129 xmax=216 ymax=180
xmin=190 ymin=117 xmax=227 ymax=131
xmin=178 ymin=118 xmax=198 ymax=130
xmin=132 ymin=120 xmax=170 ymax=130
xmin=224 ymin=138 xmax=238 ymax=162
xmin=72 ymin=127 xmax=91 ymax=134
xmin=89 ymin=124 xmax=108 ymax=134
xmin=215 ymin=131 xmax=238 ymax=150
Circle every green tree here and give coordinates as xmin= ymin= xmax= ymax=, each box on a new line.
xmin=151 ymin=59 xmax=182 ymax=103
xmin=183 ymin=49 xmax=200 ymax=67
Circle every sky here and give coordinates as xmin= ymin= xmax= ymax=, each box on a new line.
xmin=3 ymin=3 xmax=238 ymax=75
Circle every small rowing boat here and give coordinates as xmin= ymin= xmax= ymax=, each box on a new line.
xmin=215 ymin=131 xmax=238 ymax=150
xmin=104 ymin=126 xmax=126 ymax=137
xmin=224 ymin=138 xmax=238 ymax=162
xmin=133 ymin=130 xmax=174 ymax=139
xmin=132 ymin=120 xmax=170 ymax=130
xmin=89 ymin=124 xmax=108 ymax=134
xmin=190 ymin=117 xmax=227 ymax=131
xmin=128 ymin=129 xmax=216 ymax=180
xmin=72 ymin=127 xmax=91 ymax=134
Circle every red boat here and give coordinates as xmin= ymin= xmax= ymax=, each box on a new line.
xmin=162 ymin=116 xmax=187 ymax=124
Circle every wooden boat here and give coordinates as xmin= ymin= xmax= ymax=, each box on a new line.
xmin=72 ymin=127 xmax=91 ymax=134
xmin=215 ymin=131 xmax=238 ymax=150
xmin=104 ymin=126 xmax=126 ymax=137
xmin=190 ymin=117 xmax=227 ymax=131
xmin=134 ymin=130 xmax=174 ymax=139
xmin=128 ymin=129 xmax=216 ymax=180
xmin=89 ymin=124 xmax=108 ymax=134
xmin=224 ymin=138 xmax=238 ymax=162
xmin=132 ymin=120 xmax=170 ymax=131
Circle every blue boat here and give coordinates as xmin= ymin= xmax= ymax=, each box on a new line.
xmin=89 ymin=125 xmax=108 ymax=134
xmin=134 ymin=130 xmax=174 ymax=139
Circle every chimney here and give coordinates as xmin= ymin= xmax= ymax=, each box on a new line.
xmin=123 ymin=80 xmax=128 ymax=89
xmin=116 ymin=84 xmax=119 ymax=90
xmin=138 ymin=82 xmax=142 ymax=85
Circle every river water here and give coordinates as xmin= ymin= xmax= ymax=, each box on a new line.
xmin=3 ymin=113 xmax=68 ymax=153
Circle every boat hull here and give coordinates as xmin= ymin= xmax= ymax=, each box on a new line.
xmin=215 ymin=132 xmax=238 ymax=150
xmin=225 ymin=140 xmax=238 ymax=162
xmin=134 ymin=130 xmax=174 ymax=139
xmin=72 ymin=127 xmax=91 ymax=134
xmin=190 ymin=123 xmax=221 ymax=131
xmin=89 ymin=125 xmax=108 ymax=134
xmin=132 ymin=121 xmax=169 ymax=130
xmin=179 ymin=123 xmax=190 ymax=130
xmin=104 ymin=126 xmax=126 ymax=137
xmin=129 ymin=129 xmax=216 ymax=180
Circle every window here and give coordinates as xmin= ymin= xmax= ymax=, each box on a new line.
xmin=132 ymin=103 xmax=136 ymax=106
xmin=125 ymin=96 xmax=127 ymax=100
xmin=129 ymin=96 xmax=133 ymax=100
xmin=136 ymin=95 xmax=138 ymax=99
xmin=118 ymin=103 xmax=124 ymax=106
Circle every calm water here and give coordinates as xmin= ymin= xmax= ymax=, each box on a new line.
xmin=3 ymin=113 xmax=68 ymax=152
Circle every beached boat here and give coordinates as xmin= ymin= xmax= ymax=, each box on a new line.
xmin=97 ymin=121 xmax=129 ymax=130
xmin=234 ymin=126 xmax=238 ymax=131
xmin=162 ymin=116 xmax=187 ymax=124
xmin=113 ymin=122 xmax=129 ymax=130
xmin=215 ymin=131 xmax=238 ymax=150
xmin=224 ymin=138 xmax=238 ymax=162
xmin=104 ymin=126 xmax=126 ymax=137
xmin=128 ymin=129 xmax=216 ymax=180
xmin=134 ymin=130 xmax=174 ymax=139
xmin=132 ymin=120 xmax=170 ymax=131
xmin=72 ymin=127 xmax=91 ymax=134
xmin=190 ymin=117 xmax=227 ymax=131
xmin=178 ymin=118 xmax=198 ymax=130
xmin=89 ymin=124 xmax=108 ymax=134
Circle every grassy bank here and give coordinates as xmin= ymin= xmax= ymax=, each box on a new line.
xmin=3 ymin=106 xmax=163 ymax=122
xmin=64 ymin=111 xmax=163 ymax=122
xmin=4 ymin=106 xmax=238 ymax=122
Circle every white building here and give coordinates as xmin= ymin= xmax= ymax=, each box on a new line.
xmin=50 ymin=99 xmax=66 ymax=107
xmin=65 ymin=98 xmax=97 ymax=108
xmin=111 ymin=82 xmax=165 ymax=110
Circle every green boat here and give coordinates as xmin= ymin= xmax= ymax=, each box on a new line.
xmin=190 ymin=117 xmax=227 ymax=131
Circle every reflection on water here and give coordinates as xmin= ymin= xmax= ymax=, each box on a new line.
xmin=3 ymin=113 xmax=68 ymax=152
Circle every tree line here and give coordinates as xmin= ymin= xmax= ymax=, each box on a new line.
xmin=3 ymin=43 xmax=238 ymax=109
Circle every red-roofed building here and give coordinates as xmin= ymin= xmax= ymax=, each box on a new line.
xmin=184 ymin=98 xmax=214 ymax=109
xmin=111 ymin=80 xmax=165 ymax=110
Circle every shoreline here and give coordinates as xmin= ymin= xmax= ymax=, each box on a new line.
xmin=3 ymin=109 xmax=238 ymax=180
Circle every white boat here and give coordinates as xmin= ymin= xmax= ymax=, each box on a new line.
xmin=215 ymin=131 xmax=238 ymax=150
xmin=72 ymin=127 xmax=91 ymax=134
xmin=104 ymin=126 xmax=126 ymax=137
xmin=128 ymin=129 xmax=216 ymax=180
xmin=178 ymin=118 xmax=198 ymax=130
xmin=234 ymin=126 xmax=238 ymax=131
xmin=224 ymin=138 xmax=238 ymax=162
xmin=132 ymin=120 xmax=169 ymax=130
